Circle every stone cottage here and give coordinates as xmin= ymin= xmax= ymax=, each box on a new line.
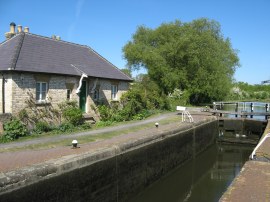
xmin=0 ymin=23 xmax=132 ymax=115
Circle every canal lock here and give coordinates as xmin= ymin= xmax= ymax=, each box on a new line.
xmin=217 ymin=118 xmax=267 ymax=145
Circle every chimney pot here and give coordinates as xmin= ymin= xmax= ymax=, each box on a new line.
xmin=5 ymin=22 xmax=16 ymax=40
xmin=9 ymin=22 xmax=16 ymax=34
xmin=17 ymin=25 xmax=22 ymax=33
xmin=24 ymin=27 xmax=29 ymax=33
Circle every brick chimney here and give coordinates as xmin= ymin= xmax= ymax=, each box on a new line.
xmin=5 ymin=22 xmax=16 ymax=40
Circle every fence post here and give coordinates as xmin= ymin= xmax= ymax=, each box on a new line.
xmin=235 ymin=103 xmax=238 ymax=118
xmin=250 ymin=103 xmax=254 ymax=118
xmin=266 ymin=104 xmax=269 ymax=120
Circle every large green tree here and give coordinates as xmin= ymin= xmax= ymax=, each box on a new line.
xmin=123 ymin=18 xmax=240 ymax=104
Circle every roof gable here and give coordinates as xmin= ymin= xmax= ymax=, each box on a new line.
xmin=0 ymin=33 xmax=132 ymax=81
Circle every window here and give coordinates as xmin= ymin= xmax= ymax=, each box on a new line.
xmin=67 ymin=89 xmax=71 ymax=100
xmin=36 ymin=82 xmax=47 ymax=102
xmin=111 ymin=85 xmax=118 ymax=100
xmin=94 ymin=89 xmax=99 ymax=100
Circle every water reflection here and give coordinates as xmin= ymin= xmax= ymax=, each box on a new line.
xmin=129 ymin=143 xmax=253 ymax=202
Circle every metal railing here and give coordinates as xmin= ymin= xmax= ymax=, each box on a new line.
xmin=176 ymin=106 xmax=194 ymax=123
xmin=250 ymin=133 xmax=270 ymax=160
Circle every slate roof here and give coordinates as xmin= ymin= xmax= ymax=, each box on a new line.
xmin=0 ymin=33 xmax=132 ymax=81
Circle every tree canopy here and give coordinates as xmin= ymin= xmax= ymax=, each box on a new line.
xmin=123 ymin=18 xmax=240 ymax=104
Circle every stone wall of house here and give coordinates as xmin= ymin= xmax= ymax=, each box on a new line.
xmin=11 ymin=73 xmax=36 ymax=114
xmin=65 ymin=76 xmax=79 ymax=104
xmin=10 ymin=73 xmax=80 ymax=115
xmin=0 ymin=77 xmax=2 ymax=113
xmin=86 ymin=79 xmax=130 ymax=115
xmin=100 ymin=79 xmax=129 ymax=101
xmin=49 ymin=77 xmax=129 ymax=115
xmin=7 ymin=73 xmax=130 ymax=116
xmin=86 ymin=79 xmax=95 ymax=114
xmin=0 ymin=113 xmax=12 ymax=123
xmin=47 ymin=75 xmax=66 ymax=106
xmin=47 ymin=75 xmax=79 ymax=108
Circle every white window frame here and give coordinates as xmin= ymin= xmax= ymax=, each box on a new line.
xmin=36 ymin=82 xmax=47 ymax=102
xmin=111 ymin=84 xmax=118 ymax=100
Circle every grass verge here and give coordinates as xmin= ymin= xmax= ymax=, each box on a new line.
xmin=0 ymin=114 xmax=180 ymax=153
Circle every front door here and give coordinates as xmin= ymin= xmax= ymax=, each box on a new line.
xmin=79 ymin=80 xmax=87 ymax=112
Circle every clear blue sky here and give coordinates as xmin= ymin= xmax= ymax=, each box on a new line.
xmin=0 ymin=0 xmax=269 ymax=84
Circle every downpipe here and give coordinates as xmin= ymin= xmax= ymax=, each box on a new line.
xmin=76 ymin=73 xmax=88 ymax=93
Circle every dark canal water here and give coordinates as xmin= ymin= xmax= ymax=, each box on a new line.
xmin=129 ymin=143 xmax=253 ymax=202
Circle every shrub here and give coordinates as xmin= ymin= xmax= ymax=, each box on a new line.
xmin=111 ymin=113 xmax=125 ymax=122
xmin=78 ymin=122 xmax=92 ymax=130
xmin=58 ymin=122 xmax=74 ymax=132
xmin=34 ymin=121 xmax=52 ymax=134
xmin=3 ymin=118 xmax=28 ymax=140
xmin=132 ymin=113 xmax=145 ymax=120
xmin=98 ymin=105 xmax=112 ymax=121
xmin=62 ymin=107 xmax=84 ymax=125
xmin=58 ymin=100 xmax=78 ymax=111
xmin=18 ymin=109 xmax=29 ymax=123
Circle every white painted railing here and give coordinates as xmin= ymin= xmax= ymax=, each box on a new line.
xmin=250 ymin=133 xmax=270 ymax=160
xmin=176 ymin=106 xmax=194 ymax=123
